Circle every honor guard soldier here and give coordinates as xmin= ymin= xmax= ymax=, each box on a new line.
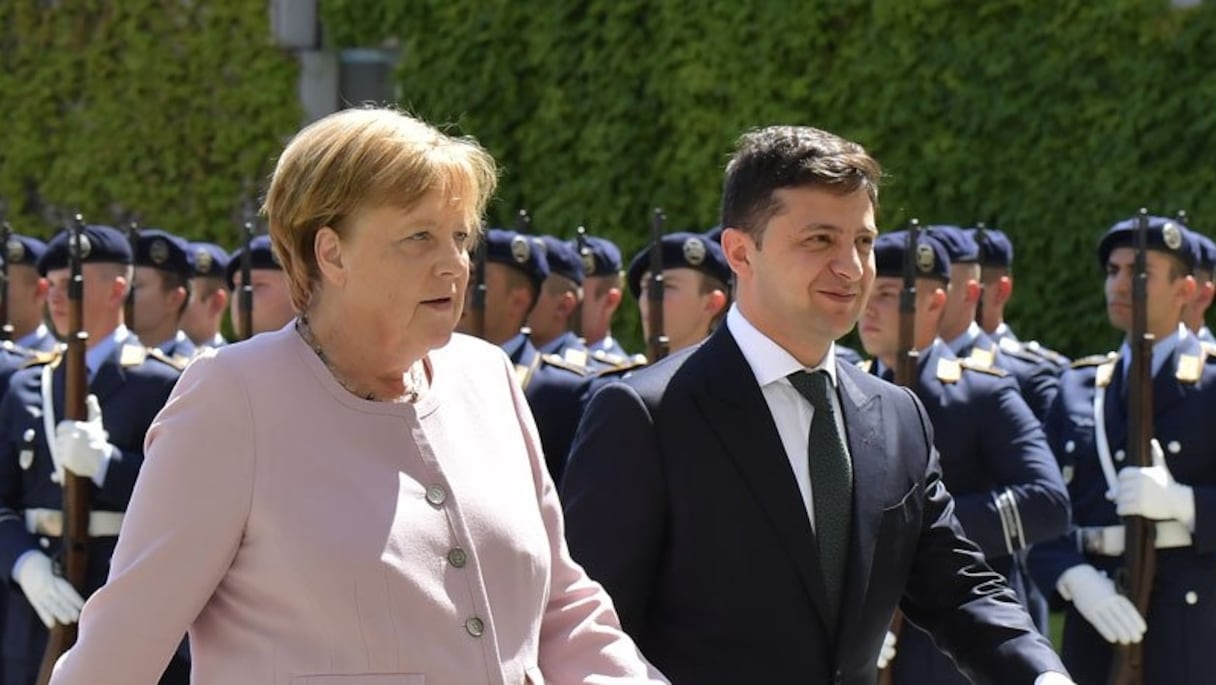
xmin=181 ymin=241 xmax=231 ymax=349
xmin=0 ymin=224 xmax=187 ymax=684
xmin=927 ymin=225 xmax=1060 ymax=421
xmin=859 ymin=231 xmax=1069 ymax=683
xmin=3 ymin=235 xmax=55 ymax=353
xmin=225 ymin=235 xmax=295 ymax=339
xmin=572 ymin=235 xmax=635 ymax=364
xmin=970 ymin=227 xmax=1071 ymax=370
xmin=456 ymin=228 xmax=588 ymax=483
xmin=525 ymin=235 xmax=593 ymax=366
xmin=626 ymin=231 xmax=731 ymax=355
xmin=1183 ymin=228 xmax=1215 ymax=344
xmin=131 ymin=229 xmax=197 ymax=363
xmin=1028 ymin=215 xmax=1216 ymax=684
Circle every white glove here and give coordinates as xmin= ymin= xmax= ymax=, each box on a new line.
xmin=876 ymin=629 xmax=897 ymax=670
xmin=13 ymin=552 xmax=84 ymax=629
xmin=1116 ymin=438 xmax=1195 ymax=528
xmin=1034 ymin=672 xmax=1076 ymax=685
xmin=53 ymin=395 xmax=114 ymax=483
xmin=1057 ymin=564 xmax=1145 ymax=645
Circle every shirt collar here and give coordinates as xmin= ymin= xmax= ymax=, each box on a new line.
xmin=726 ymin=304 xmax=837 ymax=389
xmin=15 ymin=323 xmax=49 ymax=351
xmin=946 ymin=320 xmax=985 ymax=355
xmin=1118 ymin=323 xmax=1188 ymax=380
xmin=86 ymin=325 xmax=131 ymax=375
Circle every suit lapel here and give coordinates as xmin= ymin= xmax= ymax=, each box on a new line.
xmin=834 ymin=363 xmax=885 ymax=638
xmin=693 ymin=328 xmax=835 ymax=637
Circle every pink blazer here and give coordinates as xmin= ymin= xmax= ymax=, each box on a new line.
xmin=51 ymin=326 xmax=666 ymax=685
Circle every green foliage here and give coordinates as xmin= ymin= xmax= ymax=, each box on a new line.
xmin=0 ymin=0 xmax=299 ymax=245
xmin=323 ymin=0 xmax=1216 ymax=355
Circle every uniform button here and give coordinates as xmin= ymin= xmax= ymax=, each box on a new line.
xmin=465 ymin=616 xmax=485 ymax=637
xmin=425 ymin=485 xmax=447 ymax=506
xmin=1064 ymin=440 xmax=1076 ymax=454
xmin=447 ymin=547 xmax=467 ymax=568
xmin=1114 ymin=449 xmax=1125 ymax=462
xmin=38 ymin=537 xmax=49 ymax=549
xmin=1186 ymin=591 xmax=1198 ymax=605
xmin=1168 ymin=440 xmax=1182 ymax=454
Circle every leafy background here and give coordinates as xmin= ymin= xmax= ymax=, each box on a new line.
xmin=5 ymin=1 xmax=1215 ymax=355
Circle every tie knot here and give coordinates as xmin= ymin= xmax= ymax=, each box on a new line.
xmin=788 ymin=369 xmax=833 ymax=410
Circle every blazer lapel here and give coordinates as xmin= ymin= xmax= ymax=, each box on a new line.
xmin=834 ymin=363 xmax=885 ymax=638
xmin=693 ymin=328 xmax=835 ymax=637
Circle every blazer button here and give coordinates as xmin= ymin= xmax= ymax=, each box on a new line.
xmin=447 ymin=547 xmax=467 ymax=568
xmin=425 ymin=485 xmax=448 ymax=506
xmin=465 ymin=616 xmax=485 ymax=637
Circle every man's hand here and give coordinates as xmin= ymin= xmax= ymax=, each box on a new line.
xmin=53 ymin=394 xmax=113 ymax=482
xmin=1057 ymin=564 xmax=1145 ymax=645
xmin=1117 ymin=439 xmax=1195 ymax=527
xmin=13 ymin=552 xmax=84 ymax=629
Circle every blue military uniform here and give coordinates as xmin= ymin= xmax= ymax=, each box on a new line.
xmin=1028 ymin=216 xmax=1216 ymax=684
xmin=4 ymin=236 xmax=56 ymax=354
xmin=1190 ymin=230 xmax=1216 ymax=345
xmin=571 ymin=234 xmax=635 ymax=363
xmin=835 ymin=344 xmax=862 ymax=366
xmin=868 ymin=230 xmax=1069 ymax=684
xmin=133 ymin=230 xmax=197 ymax=364
xmin=534 ymin=236 xmax=595 ymax=364
xmin=0 ymin=225 xmax=187 ymax=685
xmin=484 ymin=229 xmax=590 ymax=484
xmin=970 ymin=227 xmax=1071 ymax=371
xmin=930 ymin=226 xmax=1061 ymax=421
xmin=625 ymin=231 xmax=733 ymax=301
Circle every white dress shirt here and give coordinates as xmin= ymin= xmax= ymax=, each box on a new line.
xmin=726 ymin=305 xmax=849 ymax=530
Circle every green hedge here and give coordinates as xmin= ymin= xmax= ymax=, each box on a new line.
xmin=322 ymin=0 xmax=1216 ymax=357
xmin=0 ymin=0 xmax=299 ymax=245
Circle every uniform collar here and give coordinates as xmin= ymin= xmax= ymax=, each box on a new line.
xmin=726 ymin=304 xmax=837 ymax=389
xmin=156 ymin=330 xmax=188 ymax=354
xmin=992 ymin=322 xmax=1016 ymax=342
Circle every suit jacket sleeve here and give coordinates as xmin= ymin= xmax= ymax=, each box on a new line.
xmin=510 ymin=356 xmax=669 ymax=684
xmin=52 ymin=353 xmax=255 ymax=684
xmin=560 ymin=381 xmax=668 ymax=645
xmin=950 ymin=378 xmax=1071 ymax=557
xmin=896 ymin=388 xmax=1067 ymax=685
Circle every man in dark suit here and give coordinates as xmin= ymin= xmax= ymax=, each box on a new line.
xmin=561 ymin=125 xmax=1072 ymax=685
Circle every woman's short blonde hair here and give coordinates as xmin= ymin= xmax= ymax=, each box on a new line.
xmin=264 ymin=106 xmax=498 ymax=311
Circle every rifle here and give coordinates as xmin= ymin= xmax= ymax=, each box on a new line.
xmin=36 ymin=214 xmax=92 ymax=684
xmin=0 ymin=199 xmax=12 ymax=342
xmin=572 ymin=225 xmax=591 ymax=338
xmin=1107 ymin=208 xmax=1156 ymax=685
xmin=468 ymin=222 xmax=488 ymax=339
xmin=239 ymin=202 xmax=255 ymax=341
xmin=123 ymin=219 xmax=139 ymax=330
xmin=515 ymin=208 xmax=532 ymax=234
xmin=878 ymin=220 xmax=921 ymax=685
xmin=973 ymin=222 xmax=988 ymax=328
xmin=646 ymin=208 xmax=669 ymax=363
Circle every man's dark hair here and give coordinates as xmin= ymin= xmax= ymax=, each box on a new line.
xmin=721 ymin=126 xmax=882 ymax=246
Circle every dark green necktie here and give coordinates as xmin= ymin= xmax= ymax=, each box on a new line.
xmin=788 ymin=369 xmax=853 ymax=623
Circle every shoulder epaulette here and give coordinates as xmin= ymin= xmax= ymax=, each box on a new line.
xmin=1201 ymin=341 xmax=1216 ymax=359
xmin=996 ymin=337 xmax=1042 ymax=363
xmin=966 ymin=345 xmax=996 ymax=369
xmin=145 ymin=347 xmax=187 ymax=370
xmin=562 ymin=348 xmax=590 ymax=368
xmin=541 ymin=353 xmax=589 ymax=376
xmin=1071 ymin=352 xmax=1117 ymax=369
xmin=20 ymin=350 xmax=60 ymax=369
xmin=1024 ymin=340 xmax=1070 ymax=365
xmin=595 ymin=357 xmax=647 ymax=376
xmin=959 ymin=358 xmax=1008 ymax=378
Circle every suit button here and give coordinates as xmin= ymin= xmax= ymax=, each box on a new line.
xmin=833 ymin=670 xmax=842 ymax=684
xmin=465 ymin=616 xmax=484 ymax=637
xmin=447 ymin=547 xmax=467 ymax=568
xmin=425 ymin=485 xmax=447 ymax=506
xmin=1186 ymin=591 xmax=1198 ymax=605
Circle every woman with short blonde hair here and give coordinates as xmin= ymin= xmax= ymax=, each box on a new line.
xmin=52 ymin=107 xmax=667 ymax=685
